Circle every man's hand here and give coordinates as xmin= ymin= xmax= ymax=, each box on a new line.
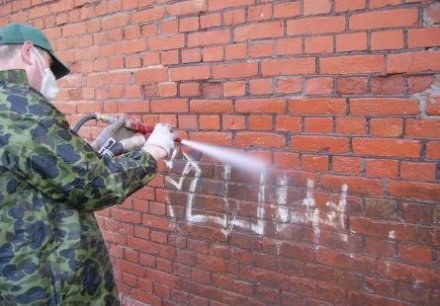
xmin=142 ymin=123 xmax=176 ymax=160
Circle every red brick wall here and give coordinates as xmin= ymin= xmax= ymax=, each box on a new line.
xmin=3 ymin=0 xmax=440 ymax=305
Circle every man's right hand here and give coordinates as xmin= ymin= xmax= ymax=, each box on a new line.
xmin=142 ymin=123 xmax=176 ymax=160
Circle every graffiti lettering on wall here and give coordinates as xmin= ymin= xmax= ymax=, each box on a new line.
xmin=165 ymin=151 xmax=349 ymax=246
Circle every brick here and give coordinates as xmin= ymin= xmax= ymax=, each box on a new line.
xmin=182 ymin=48 xmax=202 ymax=63
xmin=249 ymin=79 xmax=273 ymax=95
xmin=350 ymin=8 xmax=418 ymax=30
xmin=225 ymin=43 xmax=247 ymax=60
xmin=426 ymin=141 xmax=440 ymax=159
xmin=161 ymin=19 xmax=178 ymax=34
xmin=306 ymin=77 xmax=333 ymax=95
xmin=274 ymin=152 xmax=300 ymax=169
xmin=302 ymin=155 xmax=329 ymax=171
xmin=304 ymin=117 xmax=333 ymax=133
xmin=406 ymin=75 xmax=435 ymax=95
xmin=236 ymin=99 xmax=285 ymax=113
xmin=304 ymin=0 xmax=332 ymax=15
xmin=188 ymin=30 xmax=230 ymax=47
xmin=167 ymin=0 xmax=207 ymax=16
xmin=200 ymin=13 xmax=222 ymax=29
xmin=250 ymin=42 xmax=274 ymax=58
xmin=150 ymin=99 xmax=188 ymax=113
xmin=371 ymin=75 xmax=404 ymax=95
xmin=400 ymin=202 xmax=433 ymax=224
xmin=180 ymin=83 xmax=200 ymax=96
xmin=223 ymin=9 xmax=246 ymax=26
xmin=370 ymin=118 xmax=403 ymax=137
xmin=408 ymin=28 xmax=440 ymax=48
xmin=249 ymin=115 xmax=273 ymax=130
xmin=208 ymin=0 xmax=254 ymax=11
xmin=369 ymin=0 xmax=402 ymax=8
xmin=337 ymin=77 xmax=368 ymax=95
xmin=262 ymin=58 xmax=315 ymax=76
xmin=149 ymin=34 xmax=185 ymax=51
xmin=190 ymin=100 xmax=233 ymax=113
xmin=389 ymin=181 xmax=440 ymax=202
xmin=364 ymin=198 xmax=398 ymax=220
xmin=335 ymin=0 xmax=366 ymax=12
xmin=132 ymin=7 xmax=165 ymax=23
xmin=178 ymin=114 xmax=198 ymax=129
xmin=277 ymin=78 xmax=303 ymax=94
xmin=350 ymin=217 xmax=415 ymax=241
xmin=287 ymin=16 xmax=345 ymax=35
xmin=170 ymin=66 xmax=211 ymax=81
xmin=350 ymin=99 xmax=419 ymax=116
xmin=179 ymin=17 xmax=199 ymax=32
xmin=199 ymin=115 xmax=220 ymax=130
xmin=234 ymin=21 xmax=284 ymax=42
xmin=62 ymin=22 xmax=87 ymax=37
xmin=276 ymin=116 xmax=302 ymax=132
xmin=87 ymin=72 xmax=131 ymax=87
xmin=248 ymin=4 xmax=272 ymax=21
xmin=189 ymin=132 xmax=232 ymax=146
xmin=289 ymin=99 xmax=346 ymax=115
xmin=322 ymin=173 xmax=384 ymax=196
xmin=223 ymin=115 xmax=246 ymax=130
xmin=336 ymin=32 xmax=367 ymax=52
xmin=212 ymin=62 xmax=258 ymax=79
xmin=320 ymin=55 xmax=384 ymax=74
xmin=364 ymin=238 xmax=397 ymax=259
xmin=332 ymin=156 xmax=362 ymax=175
xmin=235 ymin=132 xmax=285 ymax=148
xmin=133 ymin=68 xmax=168 ymax=84
xmin=276 ymin=38 xmax=303 ymax=56
xmin=224 ymin=81 xmax=246 ymax=97
xmin=273 ymin=2 xmax=301 ymax=18
xmin=379 ymin=258 xmax=440 ymax=284
xmin=349 ymin=292 xmax=410 ymax=306
xmin=387 ymin=51 xmax=440 ymax=74
xmin=102 ymin=14 xmax=129 ymax=30
xmin=427 ymin=96 xmax=440 ymax=115
xmin=142 ymin=53 xmax=160 ymax=66
xmin=405 ymin=119 xmax=440 ymax=138
xmin=371 ymin=30 xmax=404 ymax=50
xmin=336 ymin=117 xmax=367 ymax=135
xmin=291 ymin=136 xmax=349 ymax=153
xmin=201 ymin=82 xmax=222 ymax=97
xmin=425 ymin=2 xmax=440 ymax=25
xmin=305 ymin=35 xmax=333 ymax=54
xmin=353 ymin=138 xmax=421 ymax=158
xmin=202 ymin=46 xmax=224 ymax=62
xmin=401 ymin=162 xmax=436 ymax=181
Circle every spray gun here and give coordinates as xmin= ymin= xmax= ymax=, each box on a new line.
xmin=95 ymin=113 xmax=182 ymax=143
xmin=73 ymin=113 xmax=181 ymax=157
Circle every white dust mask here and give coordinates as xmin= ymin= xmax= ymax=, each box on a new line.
xmin=33 ymin=48 xmax=60 ymax=100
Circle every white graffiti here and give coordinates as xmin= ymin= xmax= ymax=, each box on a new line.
xmin=165 ymin=153 xmax=349 ymax=246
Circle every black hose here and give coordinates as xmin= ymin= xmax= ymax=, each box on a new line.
xmin=72 ymin=113 xmax=97 ymax=133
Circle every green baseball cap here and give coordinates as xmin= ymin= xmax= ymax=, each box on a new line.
xmin=0 ymin=23 xmax=70 ymax=79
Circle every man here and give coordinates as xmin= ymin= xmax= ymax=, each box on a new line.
xmin=0 ymin=23 xmax=175 ymax=305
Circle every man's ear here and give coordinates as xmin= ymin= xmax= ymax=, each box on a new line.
xmin=21 ymin=40 xmax=34 ymax=65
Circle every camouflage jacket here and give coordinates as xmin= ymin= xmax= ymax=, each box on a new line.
xmin=0 ymin=70 xmax=157 ymax=305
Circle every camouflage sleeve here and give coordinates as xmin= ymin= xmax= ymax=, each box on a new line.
xmin=3 ymin=109 xmax=157 ymax=211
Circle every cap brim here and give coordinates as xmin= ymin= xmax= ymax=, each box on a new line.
xmin=49 ymin=53 xmax=70 ymax=79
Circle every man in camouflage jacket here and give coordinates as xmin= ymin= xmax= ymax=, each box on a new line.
xmin=0 ymin=23 xmax=175 ymax=305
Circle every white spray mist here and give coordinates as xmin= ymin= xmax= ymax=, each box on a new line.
xmin=180 ymin=140 xmax=268 ymax=172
